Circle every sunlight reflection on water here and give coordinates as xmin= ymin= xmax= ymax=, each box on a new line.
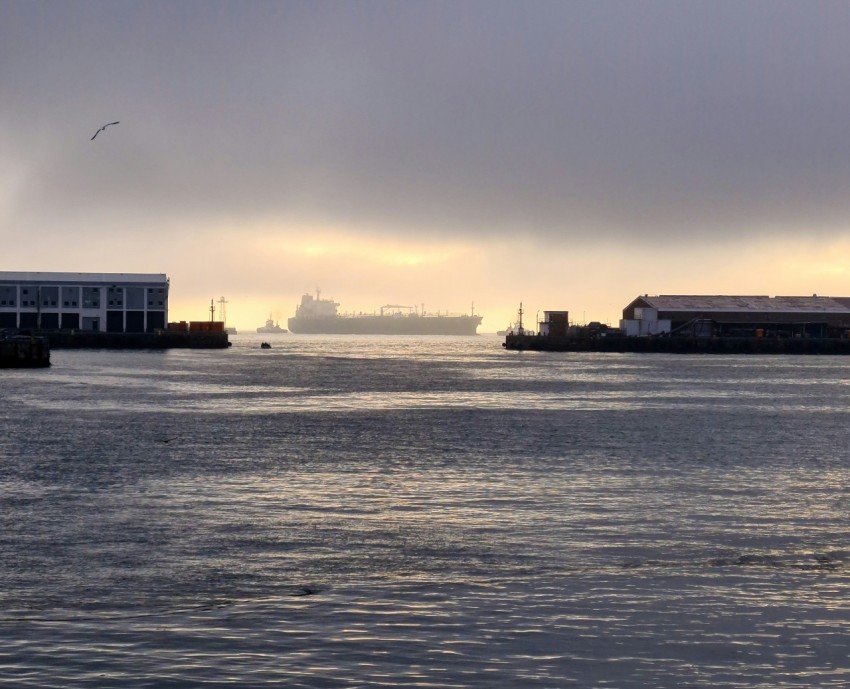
xmin=3 ymin=337 xmax=850 ymax=687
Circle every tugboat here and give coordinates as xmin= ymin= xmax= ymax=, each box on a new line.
xmin=256 ymin=315 xmax=287 ymax=334
xmin=497 ymin=304 xmax=530 ymax=336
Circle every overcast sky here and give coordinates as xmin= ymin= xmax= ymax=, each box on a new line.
xmin=3 ymin=0 xmax=850 ymax=329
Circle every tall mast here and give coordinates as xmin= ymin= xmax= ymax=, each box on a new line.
xmin=217 ymin=296 xmax=228 ymax=327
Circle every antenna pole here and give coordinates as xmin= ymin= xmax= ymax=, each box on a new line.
xmin=218 ymin=296 xmax=228 ymax=327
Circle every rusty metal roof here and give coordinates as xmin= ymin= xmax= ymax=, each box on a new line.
xmin=641 ymin=295 xmax=850 ymax=313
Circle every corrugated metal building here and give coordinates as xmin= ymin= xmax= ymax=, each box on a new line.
xmin=621 ymin=295 xmax=850 ymax=338
xmin=0 ymin=271 xmax=169 ymax=333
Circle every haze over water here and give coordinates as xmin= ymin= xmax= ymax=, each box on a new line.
xmin=3 ymin=335 xmax=850 ymax=687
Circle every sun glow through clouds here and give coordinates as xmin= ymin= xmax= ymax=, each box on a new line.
xmin=270 ymin=232 xmax=470 ymax=267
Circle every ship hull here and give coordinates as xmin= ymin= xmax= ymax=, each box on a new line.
xmin=287 ymin=315 xmax=482 ymax=335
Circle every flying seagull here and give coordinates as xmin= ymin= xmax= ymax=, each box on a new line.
xmin=91 ymin=121 xmax=119 ymax=140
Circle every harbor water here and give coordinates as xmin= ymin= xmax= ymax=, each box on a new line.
xmin=3 ymin=334 xmax=850 ymax=688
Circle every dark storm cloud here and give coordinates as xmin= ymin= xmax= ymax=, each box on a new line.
xmin=4 ymin=0 xmax=850 ymax=246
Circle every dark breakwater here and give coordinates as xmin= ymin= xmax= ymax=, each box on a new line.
xmin=44 ymin=330 xmax=231 ymax=349
xmin=0 ymin=335 xmax=50 ymax=367
xmin=504 ymin=333 xmax=850 ymax=354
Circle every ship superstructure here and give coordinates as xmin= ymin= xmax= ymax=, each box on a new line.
xmin=257 ymin=314 xmax=287 ymax=334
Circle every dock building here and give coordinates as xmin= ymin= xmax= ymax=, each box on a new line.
xmin=508 ymin=294 xmax=850 ymax=353
xmin=0 ymin=272 xmax=168 ymax=333
xmin=620 ymin=295 xmax=850 ymax=338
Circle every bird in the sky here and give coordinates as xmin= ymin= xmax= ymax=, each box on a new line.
xmin=91 ymin=121 xmax=119 ymax=140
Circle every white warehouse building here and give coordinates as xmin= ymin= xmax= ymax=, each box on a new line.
xmin=0 ymin=271 xmax=169 ymax=333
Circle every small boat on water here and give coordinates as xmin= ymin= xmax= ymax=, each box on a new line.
xmin=496 ymin=321 xmax=527 ymax=336
xmin=260 ymin=342 xmax=271 ymax=349
xmin=257 ymin=315 xmax=288 ymax=334
xmin=497 ymin=305 xmax=534 ymax=336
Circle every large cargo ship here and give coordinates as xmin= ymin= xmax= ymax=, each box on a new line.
xmin=287 ymin=291 xmax=483 ymax=335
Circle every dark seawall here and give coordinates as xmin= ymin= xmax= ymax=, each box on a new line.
xmin=504 ymin=334 xmax=850 ymax=354
xmin=1 ymin=336 xmax=50 ymax=368
xmin=44 ymin=331 xmax=231 ymax=350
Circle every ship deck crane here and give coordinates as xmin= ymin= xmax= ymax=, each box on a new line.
xmin=380 ymin=304 xmax=415 ymax=316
